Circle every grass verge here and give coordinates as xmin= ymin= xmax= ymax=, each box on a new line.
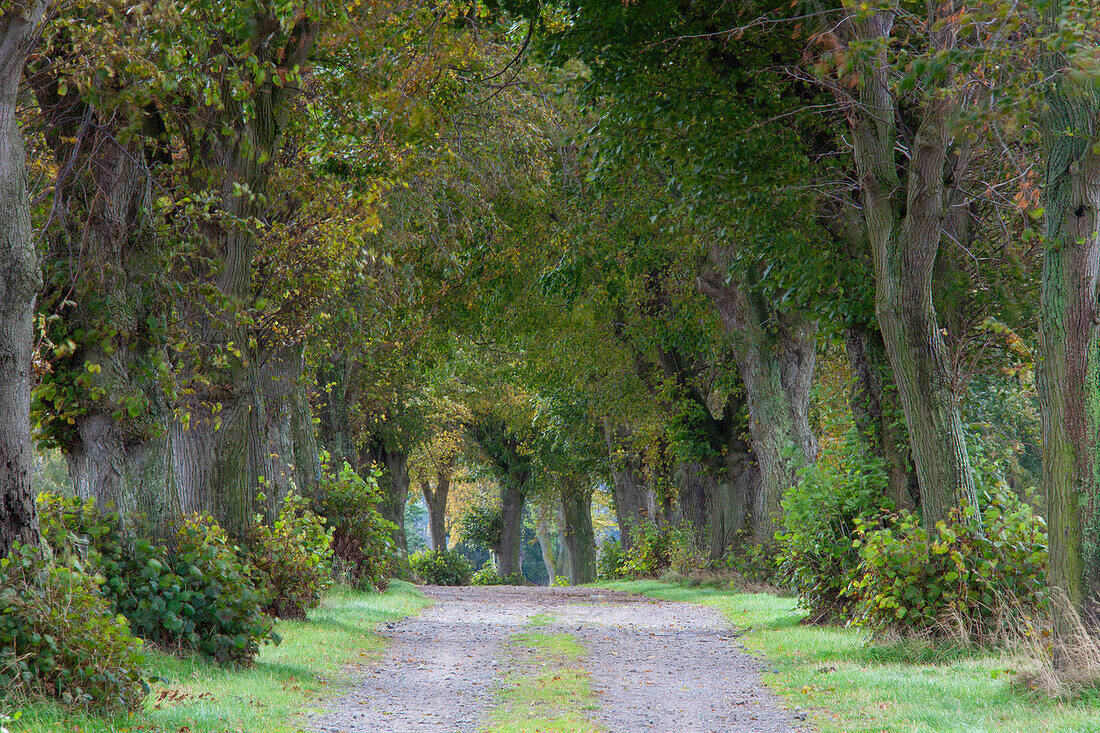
xmin=3 ymin=581 xmax=429 ymax=733
xmin=601 ymin=580 xmax=1100 ymax=733
xmin=481 ymin=615 xmax=602 ymax=733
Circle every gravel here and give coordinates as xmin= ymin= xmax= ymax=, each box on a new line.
xmin=308 ymin=585 xmax=803 ymax=733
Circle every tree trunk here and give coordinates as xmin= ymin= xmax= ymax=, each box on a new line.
xmin=844 ymin=326 xmax=919 ymax=510
xmin=495 ymin=478 xmax=526 ymax=578
xmin=0 ymin=3 xmax=46 ymax=556
xmin=535 ymin=510 xmax=558 ymax=585
xmin=382 ymin=448 xmax=410 ymax=554
xmin=467 ymin=416 xmax=532 ymax=579
xmin=697 ymin=270 xmax=818 ymax=543
xmin=29 ymin=78 xmax=185 ymax=536
xmin=1037 ymin=0 xmax=1100 ymax=616
xmin=317 ymin=354 xmax=356 ymax=467
xmin=711 ymin=436 xmax=759 ymax=559
xmin=845 ymin=5 xmax=977 ymax=529
xmin=420 ymin=459 xmax=452 ymax=552
xmin=363 ymin=438 xmax=410 ymax=554
xmin=176 ymin=15 xmax=320 ymax=537
xmin=560 ymin=478 xmax=596 ymax=584
xmin=602 ymin=420 xmax=651 ymax=551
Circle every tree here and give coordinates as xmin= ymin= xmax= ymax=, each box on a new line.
xmin=0 ymin=0 xmax=48 ymax=556
xmin=543 ymin=0 xmax=825 ymax=542
xmin=1036 ymin=0 xmax=1100 ymax=618
xmin=29 ymin=3 xmax=179 ymax=532
xmin=466 ymin=413 xmax=533 ymax=578
xmin=834 ymin=0 xmax=997 ymax=528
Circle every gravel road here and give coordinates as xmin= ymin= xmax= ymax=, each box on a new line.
xmin=309 ymin=585 xmax=802 ymax=733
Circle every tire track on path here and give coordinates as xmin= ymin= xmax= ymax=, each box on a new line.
xmin=309 ymin=585 xmax=802 ymax=733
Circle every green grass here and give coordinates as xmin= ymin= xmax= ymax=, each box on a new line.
xmin=4 ymin=581 xmax=430 ymax=733
xmin=601 ymin=580 xmax=1100 ymax=733
xmin=481 ymin=616 xmax=602 ymax=733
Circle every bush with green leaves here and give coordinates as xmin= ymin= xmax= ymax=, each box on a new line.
xmin=469 ymin=562 xmax=527 ymax=586
xmin=470 ymin=562 xmax=504 ymax=585
xmin=175 ymin=514 xmax=279 ymax=664
xmin=596 ymin=540 xmax=625 ymax=580
xmin=37 ymin=494 xmax=277 ymax=666
xmin=409 ymin=549 xmax=471 ymax=586
xmin=314 ymin=457 xmax=397 ymax=591
xmin=717 ymin=535 xmax=781 ymax=584
xmin=619 ymin=520 xmax=671 ymax=578
xmin=776 ymin=440 xmax=890 ymax=620
xmin=247 ymin=492 xmax=333 ymax=619
xmin=0 ymin=543 xmax=148 ymax=710
xmin=848 ymin=489 xmax=1048 ymax=638
xmin=38 ymin=493 xmax=193 ymax=649
xmin=458 ymin=505 xmax=503 ymax=552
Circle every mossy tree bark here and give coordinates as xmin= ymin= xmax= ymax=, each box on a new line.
xmin=601 ymin=420 xmax=651 ymax=552
xmin=0 ymin=2 xmax=47 ymax=557
xmin=655 ymin=346 xmax=759 ymax=558
xmin=843 ymin=3 xmax=977 ymax=529
xmin=697 ymin=268 xmax=817 ymax=544
xmin=1036 ymin=0 xmax=1100 ymax=619
xmin=173 ymin=14 xmax=319 ymax=537
xmin=30 ymin=72 xmax=182 ymax=535
xmin=559 ymin=476 xmax=596 ymax=584
xmin=317 ymin=354 xmax=356 ymax=469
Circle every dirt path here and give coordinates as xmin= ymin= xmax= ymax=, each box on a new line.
xmin=309 ymin=586 xmax=802 ymax=733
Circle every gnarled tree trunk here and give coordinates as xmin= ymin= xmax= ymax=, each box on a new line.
xmin=697 ymin=269 xmax=817 ymax=543
xmin=30 ymin=77 xmax=183 ymax=535
xmin=1037 ymin=0 xmax=1100 ymax=618
xmin=844 ymin=4 xmax=977 ymax=529
xmin=0 ymin=3 xmax=47 ymax=556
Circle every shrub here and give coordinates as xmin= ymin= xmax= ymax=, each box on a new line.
xmin=469 ymin=562 xmax=527 ymax=586
xmin=38 ymin=493 xmax=195 ymax=649
xmin=409 ymin=550 xmax=471 ymax=586
xmin=175 ymin=514 xmax=278 ymax=665
xmin=0 ymin=543 xmax=148 ymax=710
xmin=620 ymin=520 xmax=670 ymax=578
xmin=596 ymin=541 xmax=624 ymax=580
xmin=718 ymin=537 xmax=781 ymax=585
xmin=458 ymin=505 xmax=503 ymax=551
xmin=848 ymin=489 xmax=1047 ymax=639
xmin=667 ymin=523 xmax=706 ymax=575
xmin=38 ymin=494 xmax=277 ymax=666
xmin=470 ymin=563 xmax=504 ymax=586
xmin=314 ymin=458 xmax=397 ymax=592
xmin=777 ymin=440 xmax=890 ymax=620
xmin=247 ymin=492 xmax=333 ymax=619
